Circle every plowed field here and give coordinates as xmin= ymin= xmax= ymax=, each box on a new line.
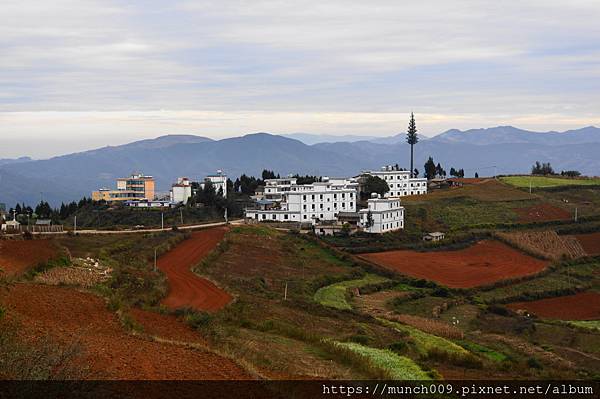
xmin=515 ymin=203 xmax=571 ymax=222
xmin=506 ymin=292 xmax=600 ymax=320
xmin=0 ymin=283 xmax=250 ymax=379
xmin=159 ymin=228 xmax=232 ymax=312
xmin=359 ymin=241 xmax=548 ymax=288
xmin=575 ymin=232 xmax=600 ymax=256
xmin=0 ymin=239 xmax=58 ymax=276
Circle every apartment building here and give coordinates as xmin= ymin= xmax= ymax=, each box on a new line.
xmin=362 ymin=165 xmax=427 ymax=197
xmin=245 ymin=177 xmax=357 ymax=224
xmin=170 ymin=177 xmax=193 ymax=204
xmin=200 ymin=170 xmax=227 ymax=197
xmin=359 ymin=194 xmax=405 ymax=234
xmin=92 ymin=173 xmax=155 ymax=202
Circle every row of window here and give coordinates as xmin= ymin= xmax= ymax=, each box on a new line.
xmin=301 ymin=193 xmax=354 ymax=201
xmin=303 ymin=202 xmax=353 ymax=211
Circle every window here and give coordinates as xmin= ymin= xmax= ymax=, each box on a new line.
xmin=303 ymin=215 xmax=307 ymax=219
xmin=284 ymin=214 xmax=288 ymax=220
xmin=319 ymin=194 xmax=323 ymax=200
xmin=303 ymin=205 xmax=306 ymax=210
xmin=272 ymin=214 xmax=276 ymax=220
xmin=350 ymin=202 xmax=353 ymax=208
xmin=311 ymin=194 xmax=315 ymax=200
xmin=303 ymin=195 xmax=306 ymax=201
xmin=262 ymin=214 xmax=266 ymax=220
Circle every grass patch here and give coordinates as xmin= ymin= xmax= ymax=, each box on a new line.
xmin=331 ymin=341 xmax=432 ymax=380
xmin=567 ymin=320 xmax=600 ymax=332
xmin=314 ymin=274 xmax=389 ymax=310
xmin=501 ymin=176 xmax=600 ymax=189
xmin=456 ymin=340 xmax=508 ymax=362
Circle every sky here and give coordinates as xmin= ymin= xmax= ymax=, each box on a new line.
xmin=1 ymin=0 xmax=600 ymax=158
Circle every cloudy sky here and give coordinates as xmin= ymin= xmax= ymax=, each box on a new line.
xmin=1 ymin=0 xmax=600 ymax=158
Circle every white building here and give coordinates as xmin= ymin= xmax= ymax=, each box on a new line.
xmin=359 ymin=194 xmax=405 ymax=234
xmin=200 ymin=170 xmax=227 ymax=197
xmin=170 ymin=177 xmax=193 ymax=204
xmin=245 ymin=177 xmax=357 ymax=224
xmin=363 ymin=166 xmax=427 ymax=197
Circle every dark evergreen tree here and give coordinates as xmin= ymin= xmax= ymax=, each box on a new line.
xmin=424 ymin=157 xmax=436 ymax=180
xmin=361 ymin=175 xmax=389 ymax=199
xmin=406 ymin=112 xmax=418 ymax=178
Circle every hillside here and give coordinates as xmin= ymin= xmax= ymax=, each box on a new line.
xmin=1 ymin=127 xmax=600 ymax=206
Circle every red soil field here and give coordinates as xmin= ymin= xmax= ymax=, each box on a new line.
xmin=507 ymin=292 xmax=600 ymax=320
xmin=129 ymin=308 xmax=206 ymax=344
xmin=575 ymin=232 xmax=600 ymax=256
xmin=359 ymin=240 xmax=548 ymax=288
xmin=159 ymin=227 xmax=232 ymax=312
xmin=515 ymin=203 xmax=571 ymax=223
xmin=0 ymin=283 xmax=250 ymax=379
xmin=0 ymin=239 xmax=58 ymax=276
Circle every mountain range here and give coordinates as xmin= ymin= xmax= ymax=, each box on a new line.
xmin=1 ymin=126 xmax=599 ymax=206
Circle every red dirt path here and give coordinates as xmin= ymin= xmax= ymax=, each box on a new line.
xmin=159 ymin=227 xmax=232 ymax=312
xmin=0 ymin=283 xmax=250 ymax=379
xmin=515 ymin=203 xmax=571 ymax=223
xmin=0 ymin=239 xmax=58 ymax=276
xmin=507 ymin=292 xmax=600 ymax=320
xmin=359 ymin=240 xmax=548 ymax=288
xmin=575 ymin=232 xmax=600 ymax=256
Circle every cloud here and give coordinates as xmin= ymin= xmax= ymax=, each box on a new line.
xmin=0 ymin=0 xmax=599 ymax=156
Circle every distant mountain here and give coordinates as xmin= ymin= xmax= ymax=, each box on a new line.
xmin=282 ymin=133 xmax=377 ymax=145
xmin=1 ymin=127 xmax=599 ymax=206
xmin=430 ymin=126 xmax=600 ymax=145
xmin=0 ymin=156 xmax=32 ymax=166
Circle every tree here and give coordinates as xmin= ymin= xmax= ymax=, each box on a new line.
xmin=365 ymin=210 xmax=374 ymax=229
xmin=561 ymin=170 xmax=581 ymax=177
xmin=361 ymin=175 xmax=389 ymax=199
xmin=406 ymin=113 xmax=418 ymax=178
xmin=413 ymin=168 xmax=419 ymax=178
xmin=261 ymin=169 xmax=279 ymax=180
xmin=424 ymin=157 xmax=436 ymax=180
xmin=435 ymin=163 xmax=446 ymax=178
xmin=531 ymin=161 xmax=555 ymax=175
xmin=475 ymin=172 xmax=479 ymax=178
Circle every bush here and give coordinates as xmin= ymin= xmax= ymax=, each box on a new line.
xmin=348 ymin=334 xmax=371 ymax=345
xmin=174 ymin=307 xmax=213 ymax=330
xmin=487 ymin=304 xmax=510 ymax=316
xmin=527 ymin=357 xmax=542 ymax=369
xmin=388 ymin=341 xmax=408 ymax=354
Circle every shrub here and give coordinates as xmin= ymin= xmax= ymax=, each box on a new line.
xmin=348 ymin=334 xmax=371 ymax=345
xmin=388 ymin=341 xmax=408 ymax=354
xmin=527 ymin=357 xmax=542 ymax=369
xmin=174 ymin=307 xmax=213 ymax=330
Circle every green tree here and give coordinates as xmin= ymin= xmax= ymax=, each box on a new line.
xmin=361 ymin=175 xmax=389 ymax=199
xmin=406 ymin=113 xmax=418 ymax=178
xmin=475 ymin=172 xmax=479 ymax=178
xmin=424 ymin=157 xmax=436 ymax=180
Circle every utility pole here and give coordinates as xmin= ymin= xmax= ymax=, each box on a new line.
xmin=224 ymin=208 xmax=228 ymax=224
xmin=154 ymin=248 xmax=157 ymax=272
xmin=180 ymin=208 xmax=183 ymax=225
xmin=574 ymin=207 xmax=578 ymax=222
xmin=161 ymin=212 xmax=164 ymax=230
xmin=529 ymin=180 xmax=532 ymax=194
xmin=284 ymin=282 xmax=288 ymax=300
xmin=74 ymin=215 xmax=77 ymax=233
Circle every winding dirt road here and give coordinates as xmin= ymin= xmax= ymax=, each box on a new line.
xmin=159 ymin=227 xmax=232 ymax=312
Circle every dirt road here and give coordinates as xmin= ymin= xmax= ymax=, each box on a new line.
xmin=159 ymin=227 xmax=232 ymax=312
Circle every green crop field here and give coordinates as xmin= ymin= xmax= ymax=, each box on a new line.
xmin=501 ymin=176 xmax=600 ymax=189
xmin=332 ymin=341 xmax=431 ymax=380
xmin=314 ymin=274 xmax=389 ymax=310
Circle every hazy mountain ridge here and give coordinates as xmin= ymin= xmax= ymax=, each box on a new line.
xmin=1 ymin=127 xmax=599 ymax=206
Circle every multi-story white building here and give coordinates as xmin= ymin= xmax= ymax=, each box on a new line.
xmin=245 ymin=177 xmax=357 ymax=224
xmin=170 ymin=177 xmax=193 ymax=204
xmin=200 ymin=170 xmax=227 ymax=197
xmin=363 ymin=166 xmax=427 ymax=197
xmin=359 ymin=194 xmax=405 ymax=234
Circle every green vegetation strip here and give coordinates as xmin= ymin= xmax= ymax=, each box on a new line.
xmin=501 ymin=176 xmax=600 ymax=188
xmin=332 ymin=341 xmax=431 ymax=380
xmin=314 ymin=274 xmax=389 ymax=310
xmin=456 ymin=340 xmax=508 ymax=362
xmin=567 ymin=320 xmax=600 ymax=332
xmin=378 ymin=318 xmax=468 ymax=357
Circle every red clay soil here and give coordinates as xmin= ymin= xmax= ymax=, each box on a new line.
xmin=129 ymin=308 xmax=206 ymax=344
xmin=0 ymin=283 xmax=250 ymax=379
xmin=506 ymin=292 xmax=600 ymax=320
xmin=159 ymin=227 xmax=232 ymax=312
xmin=575 ymin=232 xmax=600 ymax=256
xmin=0 ymin=239 xmax=58 ymax=276
xmin=515 ymin=203 xmax=571 ymax=223
xmin=359 ymin=240 xmax=548 ymax=288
